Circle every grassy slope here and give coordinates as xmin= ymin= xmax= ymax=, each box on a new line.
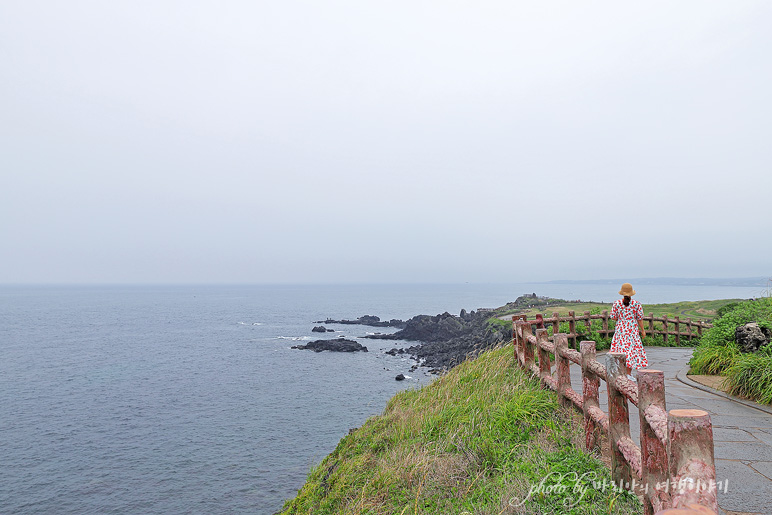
xmin=281 ymin=345 xmax=640 ymax=515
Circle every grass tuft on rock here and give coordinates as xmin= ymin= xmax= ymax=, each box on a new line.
xmin=281 ymin=345 xmax=640 ymax=515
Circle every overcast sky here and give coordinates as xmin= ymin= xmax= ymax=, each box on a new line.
xmin=2 ymin=1 xmax=770 ymax=284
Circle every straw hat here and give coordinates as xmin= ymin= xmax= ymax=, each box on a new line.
xmin=619 ymin=283 xmax=636 ymax=296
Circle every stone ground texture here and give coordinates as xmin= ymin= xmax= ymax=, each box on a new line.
xmin=565 ymin=347 xmax=772 ymax=515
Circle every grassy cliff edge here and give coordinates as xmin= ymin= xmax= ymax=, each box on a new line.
xmin=280 ymin=344 xmax=640 ymax=515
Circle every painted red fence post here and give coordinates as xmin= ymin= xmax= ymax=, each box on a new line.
xmin=674 ymin=316 xmax=681 ymax=345
xmin=512 ymin=315 xmax=526 ymax=365
xmin=606 ymin=352 xmax=633 ymax=487
xmin=602 ymin=310 xmax=609 ymax=337
xmin=522 ymin=322 xmax=535 ymax=372
xmin=581 ymin=340 xmax=601 ymax=451
xmin=638 ymin=370 xmax=670 ymax=515
xmin=568 ymin=311 xmax=576 ymax=349
xmin=662 ymin=315 xmax=669 ymax=345
xmin=667 ymin=409 xmax=718 ymax=512
xmin=512 ymin=315 xmax=518 ymax=363
xmin=552 ymin=312 xmax=560 ymax=337
xmin=537 ymin=328 xmax=551 ymax=385
xmin=655 ymin=505 xmax=716 ymax=514
xmin=555 ymin=333 xmax=571 ymax=408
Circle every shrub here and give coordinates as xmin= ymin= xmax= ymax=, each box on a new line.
xmin=690 ymin=298 xmax=772 ymax=378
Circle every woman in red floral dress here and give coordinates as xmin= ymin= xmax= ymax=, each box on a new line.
xmin=610 ymin=283 xmax=648 ymax=377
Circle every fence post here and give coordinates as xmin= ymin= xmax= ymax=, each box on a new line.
xmin=555 ymin=334 xmax=571 ymax=408
xmin=686 ymin=318 xmax=693 ymax=342
xmin=655 ymin=505 xmax=716 ymax=514
xmin=606 ymin=352 xmax=632 ymax=487
xmin=522 ymin=322 xmax=535 ymax=372
xmin=537 ymin=328 xmax=551 ymax=385
xmin=674 ymin=316 xmax=681 ymax=345
xmin=602 ymin=310 xmax=609 ymax=337
xmin=568 ymin=311 xmax=576 ymax=349
xmin=584 ymin=311 xmax=591 ymax=332
xmin=552 ymin=312 xmax=560 ymax=338
xmin=638 ymin=370 xmax=669 ymax=515
xmin=512 ymin=316 xmax=519 ymax=363
xmin=667 ymin=409 xmax=718 ymax=512
xmin=662 ymin=315 xmax=669 ymax=345
xmin=535 ymin=313 xmax=544 ymax=330
xmin=648 ymin=314 xmax=654 ymax=334
xmin=697 ymin=322 xmax=703 ymax=338
xmin=513 ymin=316 xmax=524 ymax=365
xmin=581 ymin=341 xmax=601 ymax=451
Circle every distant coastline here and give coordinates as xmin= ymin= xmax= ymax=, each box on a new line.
xmin=544 ymin=277 xmax=769 ymax=287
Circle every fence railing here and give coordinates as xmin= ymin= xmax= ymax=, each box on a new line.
xmin=513 ymin=318 xmax=718 ymax=515
xmin=518 ymin=311 xmax=713 ymax=349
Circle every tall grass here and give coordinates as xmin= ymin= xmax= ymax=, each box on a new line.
xmin=723 ymin=351 xmax=772 ymax=404
xmin=281 ymin=345 xmax=640 ymax=514
xmin=689 ymin=297 xmax=772 ymax=405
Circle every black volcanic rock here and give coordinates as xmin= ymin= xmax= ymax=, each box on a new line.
xmin=292 ymin=339 xmax=368 ymax=353
xmin=312 ymin=325 xmax=333 ymax=333
xmin=735 ymin=322 xmax=771 ymax=353
xmin=314 ymin=315 xmax=406 ymax=329
xmin=370 ymin=308 xmax=513 ymax=372
xmin=395 ymin=374 xmax=405 ymax=381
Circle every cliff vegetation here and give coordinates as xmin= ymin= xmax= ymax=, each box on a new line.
xmin=280 ymin=344 xmax=640 ymax=514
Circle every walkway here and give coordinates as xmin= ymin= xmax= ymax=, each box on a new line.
xmin=567 ymin=347 xmax=772 ymax=515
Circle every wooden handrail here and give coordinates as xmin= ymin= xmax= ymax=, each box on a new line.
xmin=515 ymin=312 xmax=712 ymax=349
xmin=513 ymin=318 xmax=718 ymax=515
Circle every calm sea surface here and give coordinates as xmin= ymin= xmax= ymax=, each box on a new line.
xmin=0 ymin=283 xmax=765 ymax=514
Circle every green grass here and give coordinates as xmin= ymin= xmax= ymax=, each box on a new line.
xmin=644 ymin=299 xmax=740 ymax=323
xmin=723 ymin=352 xmax=772 ymax=404
xmin=281 ymin=345 xmax=640 ymax=514
xmin=689 ymin=297 xmax=772 ymax=404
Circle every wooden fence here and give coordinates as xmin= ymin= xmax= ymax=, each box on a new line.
xmin=513 ymin=317 xmax=718 ymax=515
xmin=519 ymin=311 xmax=713 ymax=349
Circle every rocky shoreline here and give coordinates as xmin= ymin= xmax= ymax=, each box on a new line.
xmin=331 ymin=294 xmax=564 ymax=374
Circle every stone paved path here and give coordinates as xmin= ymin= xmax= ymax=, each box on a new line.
xmin=566 ymin=347 xmax=772 ymax=515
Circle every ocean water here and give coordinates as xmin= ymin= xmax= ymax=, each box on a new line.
xmin=0 ymin=283 xmax=765 ymax=514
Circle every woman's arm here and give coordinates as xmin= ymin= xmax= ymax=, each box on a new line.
xmin=638 ymin=319 xmax=646 ymax=338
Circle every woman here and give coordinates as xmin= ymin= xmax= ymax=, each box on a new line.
xmin=610 ymin=283 xmax=648 ymax=378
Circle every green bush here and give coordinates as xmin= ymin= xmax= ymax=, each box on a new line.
xmin=689 ymin=298 xmax=772 ymax=405
xmin=716 ymin=302 xmax=741 ymax=319
xmin=690 ymin=298 xmax=772 ymax=376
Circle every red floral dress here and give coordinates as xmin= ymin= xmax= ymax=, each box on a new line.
xmin=610 ymin=299 xmax=648 ymax=370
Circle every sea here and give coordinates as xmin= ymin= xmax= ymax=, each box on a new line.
xmin=0 ymin=282 xmax=766 ymax=514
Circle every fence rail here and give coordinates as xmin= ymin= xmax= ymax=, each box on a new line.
xmin=517 ymin=311 xmax=713 ymax=348
xmin=513 ymin=318 xmax=718 ymax=515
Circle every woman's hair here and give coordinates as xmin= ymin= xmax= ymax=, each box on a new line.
xmin=623 ymin=296 xmax=631 ymax=306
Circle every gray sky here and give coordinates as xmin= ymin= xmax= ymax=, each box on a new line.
xmin=2 ymin=1 xmax=770 ymax=284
